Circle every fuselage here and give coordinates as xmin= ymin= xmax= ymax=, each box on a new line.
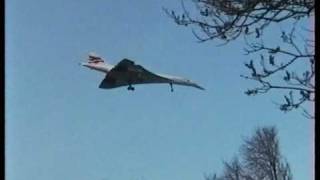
xmin=81 ymin=62 xmax=114 ymax=74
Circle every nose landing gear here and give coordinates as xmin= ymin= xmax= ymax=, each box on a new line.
xmin=170 ymin=83 xmax=174 ymax=92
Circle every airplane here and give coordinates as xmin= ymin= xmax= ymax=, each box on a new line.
xmin=80 ymin=53 xmax=205 ymax=92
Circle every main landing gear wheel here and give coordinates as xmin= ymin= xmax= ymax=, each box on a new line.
xmin=127 ymin=85 xmax=135 ymax=91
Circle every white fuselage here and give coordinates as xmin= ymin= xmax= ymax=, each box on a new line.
xmin=81 ymin=62 xmax=114 ymax=74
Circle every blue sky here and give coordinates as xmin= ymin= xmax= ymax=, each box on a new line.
xmin=5 ymin=1 xmax=313 ymax=180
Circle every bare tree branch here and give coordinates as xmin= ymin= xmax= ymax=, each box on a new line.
xmin=165 ymin=0 xmax=315 ymax=118
xmin=207 ymin=126 xmax=292 ymax=180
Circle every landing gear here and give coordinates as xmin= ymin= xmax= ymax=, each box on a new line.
xmin=170 ymin=83 xmax=174 ymax=92
xmin=127 ymin=84 xmax=135 ymax=91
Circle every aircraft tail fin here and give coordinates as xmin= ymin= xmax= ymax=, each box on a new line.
xmin=88 ymin=52 xmax=105 ymax=63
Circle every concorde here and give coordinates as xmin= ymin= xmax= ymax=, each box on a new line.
xmin=80 ymin=53 xmax=205 ymax=91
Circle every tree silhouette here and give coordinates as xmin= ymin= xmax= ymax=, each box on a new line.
xmin=204 ymin=126 xmax=292 ymax=180
xmin=164 ymin=0 xmax=314 ymax=118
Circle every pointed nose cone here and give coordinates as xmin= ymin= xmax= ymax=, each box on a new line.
xmin=196 ymin=85 xmax=205 ymax=90
xmin=192 ymin=83 xmax=205 ymax=90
